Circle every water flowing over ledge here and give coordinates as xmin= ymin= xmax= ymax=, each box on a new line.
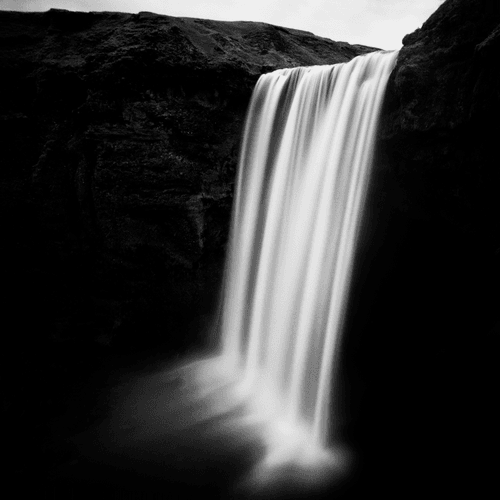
xmin=197 ymin=49 xmax=399 ymax=482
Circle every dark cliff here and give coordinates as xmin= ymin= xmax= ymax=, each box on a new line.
xmin=344 ymin=0 xmax=499 ymax=494
xmin=0 ymin=8 xmax=375 ymax=491
xmin=373 ymin=0 xmax=499 ymax=378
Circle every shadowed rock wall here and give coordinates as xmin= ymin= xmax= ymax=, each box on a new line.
xmin=341 ymin=0 xmax=499 ymax=494
xmin=0 ymin=10 xmax=377 ymax=485
xmin=374 ymin=0 xmax=499 ymax=361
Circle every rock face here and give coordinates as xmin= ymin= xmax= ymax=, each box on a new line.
xmin=0 ymin=9 xmax=376 ymax=486
xmin=341 ymin=0 xmax=499 ymax=492
xmin=382 ymin=0 xmax=500 ymax=241
xmin=0 ymin=9 xmax=375 ymax=354
xmin=374 ymin=0 xmax=499 ymax=360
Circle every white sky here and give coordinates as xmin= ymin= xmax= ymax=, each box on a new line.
xmin=0 ymin=0 xmax=443 ymax=49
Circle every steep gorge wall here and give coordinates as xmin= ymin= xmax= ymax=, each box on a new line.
xmin=374 ymin=0 xmax=499 ymax=349
xmin=343 ymin=0 xmax=499 ymax=487
xmin=382 ymin=0 xmax=500 ymax=250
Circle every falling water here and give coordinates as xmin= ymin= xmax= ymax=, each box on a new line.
xmin=213 ymin=49 xmax=399 ymax=469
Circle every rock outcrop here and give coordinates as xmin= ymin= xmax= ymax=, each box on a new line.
xmin=343 ymin=0 xmax=499 ymax=492
xmin=381 ymin=0 xmax=499 ymax=242
xmin=373 ymin=0 xmax=499 ymax=357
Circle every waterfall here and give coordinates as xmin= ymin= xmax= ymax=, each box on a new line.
xmin=214 ymin=49 xmax=398 ymax=466
xmin=169 ymin=49 xmax=398 ymax=486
